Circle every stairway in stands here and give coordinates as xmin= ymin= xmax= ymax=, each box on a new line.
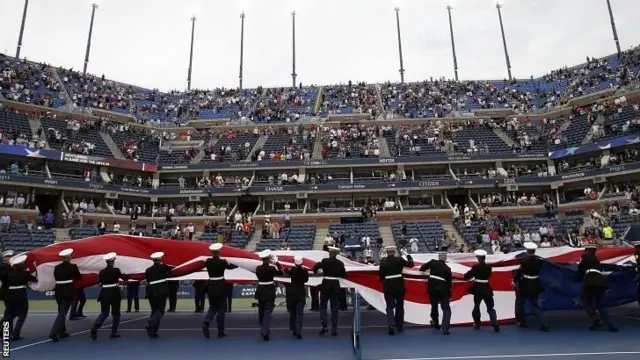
xmin=378 ymin=223 xmax=396 ymax=248
xmin=313 ymin=226 xmax=329 ymax=249
xmin=442 ymin=223 xmax=464 ymax=247
xmin=245 ymin=231 xmax=262 ymax=251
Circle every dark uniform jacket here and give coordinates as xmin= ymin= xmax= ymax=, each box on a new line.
xmin=53 ymin=261 xmax=82 ymax=300
xmin=6 ymin=268 xmax=37 ymax=303
xmin=145 ymin=263 xmax=174 ymax=298
xmin=255 ymin=263 xmax=283 ymax=301
xmin=576 ymin=252 xmax=609 ymax=290
xmin=463 ymin=263 xmax=494 ymax=297
xmin=98 ymin=266 xmax=129 ymax=302
xmin=0 ymin=262 xmax=10 ymax=301
xmin=313 ymin=257 xmax=346 ymax=294
xmin=285 ymin=265 xmax=309 ymax=301
xmin=513 ymin=255 xmax=545 ymax=298
xmin=205 ymin=256 xmax=237 ymax=298
xmin=379 ymin=255 xmax=414 ymax=297
xmin=419 ymin=259 xmax=452 ymax=298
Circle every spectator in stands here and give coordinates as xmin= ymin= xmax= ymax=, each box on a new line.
xmin=44 ymin=210 xmax=54 ymax=229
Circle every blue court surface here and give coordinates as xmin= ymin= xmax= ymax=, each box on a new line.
xmin=8 ymin=304 xmax=640 ymax=360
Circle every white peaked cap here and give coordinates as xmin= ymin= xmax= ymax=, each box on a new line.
xmin=524 ymin=242 xmax=538 ymax=250
xmin=151 ymin=252 xmax=165 ymax=260
xmin=385 ymin=246 xmax=397 ymax=251
xmin=474 ymin=249 xmax=487 ymax=257
xmin=209 ymin=243 xmax=223 ymax=251
xmin=294 ymin=256 xmax=303 ymax=265
xmin=10 ymin=254 xmax=27 ymax=266
xmin=1 ymin=250 xmax=15 ymax=258
xmin=59 ymin=248 xmax=74 ymax=257
xmin=328 ymin=246 xmax=340 ymax=252
xmin=259 ymin=249 xmax=272 ymax=258
xmin=103 ymin=252 xmax=117 ymax=261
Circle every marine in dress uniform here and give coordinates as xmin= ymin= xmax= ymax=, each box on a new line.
xmin=577 ymin=244 xmax=618 ymax=332
xmin=202 ymin=243 xmax=238 ymax=339
xmin=0 ymin=250 xmax=15 ymax=321
xmin=91 ymin=253 xmax=130 ymax=340
xmin=144 ymin=252 xmax=175 ymax=338
xmin=634 ymin=242 xmax=640 ymax=306
xmin=418 ymin=250 xmax=452 ymax=335
xmin=312 ymin=246 xmax=346 ymax=336
xmin=463 ymin=249 xmax=499 ymax=332
xmin=255 ymin=250 xmax=283 ymax=341
xmin=167 ymin=280 xmax=179 ymax=312
xmin=126 ymin=279 xmax=140 ymax=312
xmin=285 ymin=256 xmax=309 ymax=339
xmin=49 ymin=248 xmax=82 ymax=342
xmin=513 ymin=242 xmax=549 ymax=332
xmin=3 ymin=254 xmax=37 ymax=340
xmin=378 ymin=246 xmax=414 ymax=335
xmin=193 ymin=280 xmax=207 ymax=313
xmin=69 ymin=287 xmax=86 ymax=320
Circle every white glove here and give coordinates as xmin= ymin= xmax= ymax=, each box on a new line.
xmin=271 ymin=255 xmax=279 ymax=263
xmin=400 ymin=248 xmax=408 ymax=257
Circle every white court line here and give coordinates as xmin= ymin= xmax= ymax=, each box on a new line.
xmin=11 ymin=315 xmax=148 ymax=352
xmin=376 ymin=351 xmax=640 ymax=360
xmin=24 ymin=309 xmax=261 ymax=316
xmin=611 ymin=313 xmax=640 ymax=322
xmin=105 ymin=324 xmax=405 ymax=331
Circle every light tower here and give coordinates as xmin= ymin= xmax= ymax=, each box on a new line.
xmin=394 ymin=7 xmax=405 ymax=83
xmin=291 ymin=11 xmax=297 ymax=88
xmin=495 ymin=1 xmax=512 ymax=80
xmin=15 ymin=0 xmax=29 ymax=59
xmin=605 ymin=0 xmax=622 ymax=57
xmin=83 ymin=1 xmax=99 ymax=75
xmin=239 ymin=12 xmax=246 ymax=89
xmin=446 ymin=4 xmax=459 ymax=81
xmin=187 ymin=15 xmax=196 ymax=91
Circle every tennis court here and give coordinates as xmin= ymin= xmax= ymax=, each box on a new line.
xmin=6 ymin=293 xmax=640 ymax=360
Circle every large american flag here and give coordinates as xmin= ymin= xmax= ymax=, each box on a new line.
xmin=20 ymin=235 xmax=637 ymax=326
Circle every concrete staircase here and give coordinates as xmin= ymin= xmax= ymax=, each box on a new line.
xmin=191 ymin=149 xmax=205 ymax=164
xmin=28 ymin=117 xmax=50 ymax=148
xmin=378 ymin=223 xmax=396 ymax=248
xmin=99 ymin=132 xmax=125 ymax=159
xmin=312 ymin=135 xmax=324 ymax=159
xmin=54 ymin=228 xmax=70 ymax=243
xmin=245 ymin=231 xmax=262 ymax=251
xmin=246 ymin=135 xmax=268 ymax=160
xmin=378 ymin=137 xmax=392 ymax=157
xmin=313 ymin=226 xmax=329 ymax=250
xmin=491 ymin=126 xmax=515 ymax=148
xmin=442 ymin=224 xmax=464 ymax=247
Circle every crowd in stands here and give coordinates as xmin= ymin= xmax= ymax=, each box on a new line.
xmin=319 ymin=124 xmax=381 ymax=159
xmin=320 ymin=82 xmax=380 ymax=117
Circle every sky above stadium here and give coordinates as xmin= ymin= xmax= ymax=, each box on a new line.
xmin=0 ymin=0 xmax=639 ymax=92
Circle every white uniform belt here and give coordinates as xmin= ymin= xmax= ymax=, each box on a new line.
xmin=474 ymin=279 xmax=489 ymax=283
xmin=586 ymin=269 xmax=602 ymax=274
xmin=523 ymin=275 xmax=539 ymax=279
xmin=429 ymin=275 xmax=446 ymax=281
xmin=56 ymin=280 xmax=73 ymax=285
xmin=385 ymin=274 xmax=403 ymax=280
xmin=8 ymin=285 xmax=26 ymax=290
xmin=101 ymin=283 xmax=118 ymax=288
xmin=149 ymin=279 xmax=167 ymax=285
xmin=323 ymin=276 xmax=339 ymax=280
xmin=258 ymin=281 xmax=274 ymax=286
xmin=209 ymin=277 xmax=224 ymax=281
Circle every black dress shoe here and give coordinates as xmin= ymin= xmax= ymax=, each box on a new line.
xmin=125 ymin=310 xmax=131 ymax=313
xmin=493 ymin=325 xmax=500 ymax=333
xmin=59 ymin=332 xmax=70 ymax=339
xmin=331 ymin=329 xmax=338 ymax=337
xmin=145 ymin=325 xmax=153 ymax=338
xmin=49 ymin=334 xmax=59 ymax=342
xmin=442 ymin=329 xmax=451 ymax=335
xmin=388 ymin=327 xmax=395 ymax=336
xmin=90 ymin=327 xmax=98 ymax=340
xmin=261 ymin=333 xmax=270 ymax=341
xmin=473 ymin=324 xmax=480 ymax=330
xmin=110 ymin=334 xmax=121 ymax=339
xmin=10 ymin=335 xmax=23 ymax=341
xmin=202 ymin=324 xmax=210 ymax=339
xmin=540 ymin=325 xmax=549 ymax=332
xmin=295 ymin=333 xmax=302 ymax=340
xmin=319 ymin=326 xmax=328 ymax=335
xmin=217 ymin=331 xmax=226 ymax=338
xmin=430 ymin=320 xmax=441 ymax=330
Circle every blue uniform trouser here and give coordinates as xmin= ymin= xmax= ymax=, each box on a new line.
xmin=582 ymin=288 xmax=616 ymax=329
xmin=258 ymin=300 xmax=275 ymax=335
xmin=429 ymin=294 xmax=451 ymax=330
xmin=384 ymin=294 xmax=404 ymax=329
xmin=2 ymin=299 xmax=28 ymax=337
xmin=472 ymin=294 xmax=498 ymax=326
xmin=521 ymin=295 xmax=547 ymax=326
xmin=204 ymin=295 xmax=226 ymax=332
xmin=148 ymin=295 xmax=167 ymax=332
xmin=288 ymin=299 xmax=305 ymax=334
xmin=93 ymin=300 xmax=121 ymax=334
xmin=50 ymin=298 xmax=72 ymax=336
xmin=319 ymin=292 xmax=340 ymax=329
